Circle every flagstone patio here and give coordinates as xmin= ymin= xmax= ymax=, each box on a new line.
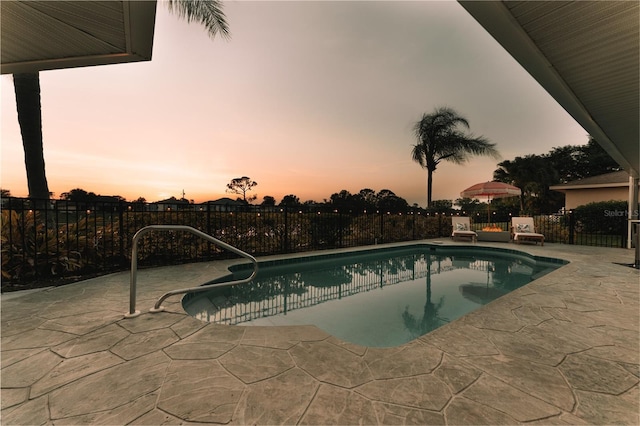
xmin=1 ymin=241 xmax=638 ymax=425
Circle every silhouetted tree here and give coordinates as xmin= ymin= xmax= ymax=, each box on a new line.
xmin=411 ymin=107 xmax=499 ymax=207
xmin=261 ymin=195 xmax=276 ymax=206
xmin=280 ymin=195 xmax=301 ymax=207
xmin=376 ymin=189 xmax=408 ymax=213
xmin=60 ymin=188 xmax=97 ymax=202
xmin=226 ymin=176 xmax=258 ymax=203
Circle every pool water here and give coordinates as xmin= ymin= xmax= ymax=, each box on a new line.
xmin=183 ymin=245 xmax=565 ymax=347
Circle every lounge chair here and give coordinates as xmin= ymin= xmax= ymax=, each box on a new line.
xmin=451 ymin=216 xmax=477 ymax=243
xmin=511 ymin=217 xmax=544 ymax=246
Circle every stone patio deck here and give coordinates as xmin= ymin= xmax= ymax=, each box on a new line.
xmin=1 ymin=241 xmax=639 ymax=425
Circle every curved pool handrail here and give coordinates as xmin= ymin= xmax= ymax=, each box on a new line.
xmin=125 ymin=225 xmax=258 ymax=318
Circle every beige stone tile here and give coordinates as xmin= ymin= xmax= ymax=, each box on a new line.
xmin=560 ymin=352 xmax=639 ymax=394
xmin=371 ymin=401 xmax=445 ymax=425
xmin=188 ymin=323 xmax=245 ymax=343
xmin=169 ymin=315 xmax=207 ymax=338
xmin=0 ymin=387 xmax=29 ymax=409
xmin=0 ymin=347 xmax=47 ymax=369
xmin=433 ymin=354 xmax=482 ymax=394
xmin=31 ymin=351 xmax=124 ymax=397
xmin=511 ymin=305 xmax=554 ymax=325
xmin=234 ymin=368 xmax=317 ymax=425
xmin=444 ymin=396 xmax=519 ymax=425
xmin=130 ymin=408 xmax=186 ymax=425
xmin=355 ymin=375 xmax=451 ymax=411
xmin=240 ymin=324 xmax=329 ymax=347
xmin=163 ymin=340 xmax=236 ymax=360
xmin=157 ymin=359 xmax=244 ymax=424
xmin=111 ymin=328 xmax=179 ymax=360
xmin=0 ymin=395 xmax=50 ymax=426
xmin=118 ymin=312 xmax=186 ymax=333
xmin=462 ymin=374 xmax=561 ymax=421
xmin=483 ymin=325 xmax=586 ymax=366
xmin=1 ymin=349 xmax=63 ymax=387
xmin=48 ymin=351 xmax=170 ymax=419
xmin=299 ymin=384 xmax=378 ymax=425
xmin=39 ymin=310 xmax=124 ymax=335
xmin=55 ymin=393 xmax=158 ymax=425
xmin=469 ymin=354 xmax=575 ymax=411
xmin=219 ymin=345 xmax=294 ymax=384
xmin=325 ymin=335 xmax=367 ymax=355
xmin=590 ymin=325 xmax=640 ymax=352
xmin=290 ymin=340 xmax=373 ymax=388
xmin=422 ymin=323 xmax=499 ymax=357
xmin=51 ymin=323 xmax=130 ymax=358
xmin=364 ymin=341 xmax=442 ymax=379
xmin=1 ymin=315 xmax=47 ymax=337
xmin=574 ymin=386 xmax=640 ymax=425
xmin=527 ymin=412 xmax=591 ymax=424
xmin=1 ymin=327 xmax=76 ymax=351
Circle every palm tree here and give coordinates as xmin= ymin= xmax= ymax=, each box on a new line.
xmin=14 ymin=73 xmax=49 ymax=203
xmin=411 ymin=107 xmax=500 ymax=208
xmin=13 ymin=0 xmax=229 ymax=202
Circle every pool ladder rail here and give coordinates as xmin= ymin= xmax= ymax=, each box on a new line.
xmin=124 ymin=225 xmax=258 ymax=318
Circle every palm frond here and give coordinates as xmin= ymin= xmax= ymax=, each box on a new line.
xmin=411 ymin=143 xmax=426 ymax=168
xmin=166 ymin=0 xmax=230 ymax=40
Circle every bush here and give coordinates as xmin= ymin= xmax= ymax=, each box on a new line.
xmin=573 ymin=200 xmax=628 ymax=234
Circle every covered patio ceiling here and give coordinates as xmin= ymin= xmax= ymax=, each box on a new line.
xmin=459 ymin=0 xmax=639 ymax=178
xmin=1 ymin=1 xmax=157 ymax=75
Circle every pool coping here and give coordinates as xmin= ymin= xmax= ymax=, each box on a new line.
xmin=1 ymin=240 xmax=639 ymax=424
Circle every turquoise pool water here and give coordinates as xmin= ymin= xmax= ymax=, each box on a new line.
xmin=183 ymin=245 xmax=566 ymax=347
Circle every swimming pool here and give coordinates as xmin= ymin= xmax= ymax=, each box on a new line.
xmin=183 ymin=245 xmax=566 ymax=347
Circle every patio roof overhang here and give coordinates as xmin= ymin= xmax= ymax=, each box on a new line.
xmin=1 ymin=1 xmax=157 ymax=75
xmin=459 ymin=1 xmax=639 ymax=179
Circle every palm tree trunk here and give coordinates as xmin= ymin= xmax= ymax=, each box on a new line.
xmin=427 ymin=168 xmax=434 ymax=208
xmin=14 ymin=72 xmax=50 ymax=202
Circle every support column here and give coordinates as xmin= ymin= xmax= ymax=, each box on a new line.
xmin=627 ymin=175 xmax=639 ymax=251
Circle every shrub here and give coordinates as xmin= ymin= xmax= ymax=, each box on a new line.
xmin=573 ymin=200 xmax=628 ymax=234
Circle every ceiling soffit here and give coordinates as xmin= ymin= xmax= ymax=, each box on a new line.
xmin=1 ymin=1 xmax=157 ymax=74
xmin=459 ymin=0 xmax=639 ymax=177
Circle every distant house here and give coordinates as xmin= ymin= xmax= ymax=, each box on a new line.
xmin=201 ymin=197 xmax=247 ymax=212
xmin=148 ymin=197 xmax=191 ymax=212
xmin=550 ymin=170 xmax=637 ymax=209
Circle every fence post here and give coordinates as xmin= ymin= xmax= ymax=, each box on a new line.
xmin=118 ymin=202 xmax=125 ymax=266
xmin=412 ymin=210 xmax=416 ymax=240
xmin=568 ymin=211 xmax=575 ymax=245
xmin=283 ymin=207 xmax=288 ymax=253
xmin=338 ymin=211 xmax=343 ymax=247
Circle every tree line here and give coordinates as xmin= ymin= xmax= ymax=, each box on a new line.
xmin=3 ymin=134 xmax=617 ymax=217
xmin=492 ymin=137 xmax=620 ymax=214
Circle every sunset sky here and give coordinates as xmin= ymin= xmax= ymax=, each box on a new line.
xmin=1 ymin=1 xmax=589 ymax=206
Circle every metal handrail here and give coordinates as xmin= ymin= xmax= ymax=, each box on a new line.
xmin=125 ymin=225 xmax=258 ymax=318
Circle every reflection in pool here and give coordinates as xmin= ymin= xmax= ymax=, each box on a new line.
xmin=183 ymin=246 xmax=566 ymax=347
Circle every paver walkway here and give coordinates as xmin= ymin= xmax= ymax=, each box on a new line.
xmin=1 ymin=241 xmax=638 ymax=425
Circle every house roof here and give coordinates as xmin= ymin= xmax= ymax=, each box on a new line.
xmin=549 ymin=170 xmax=632 ymax=191
xmin=459 ymin=1 xmax=639 ymax=178
xmin=205 ymin=197 xmax=245 ymax=205
xmin=1 ymin=1 xmax=157 ymax=74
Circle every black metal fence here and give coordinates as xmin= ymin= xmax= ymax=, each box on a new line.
xmin=0 ymin=197 xmax=630 ymax=289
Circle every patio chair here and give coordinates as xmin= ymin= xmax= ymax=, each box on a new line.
xmin=511 ymin=217 xmax=544 ymax=246
xmin=451 ymin=216 xmax=477 ymax=243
